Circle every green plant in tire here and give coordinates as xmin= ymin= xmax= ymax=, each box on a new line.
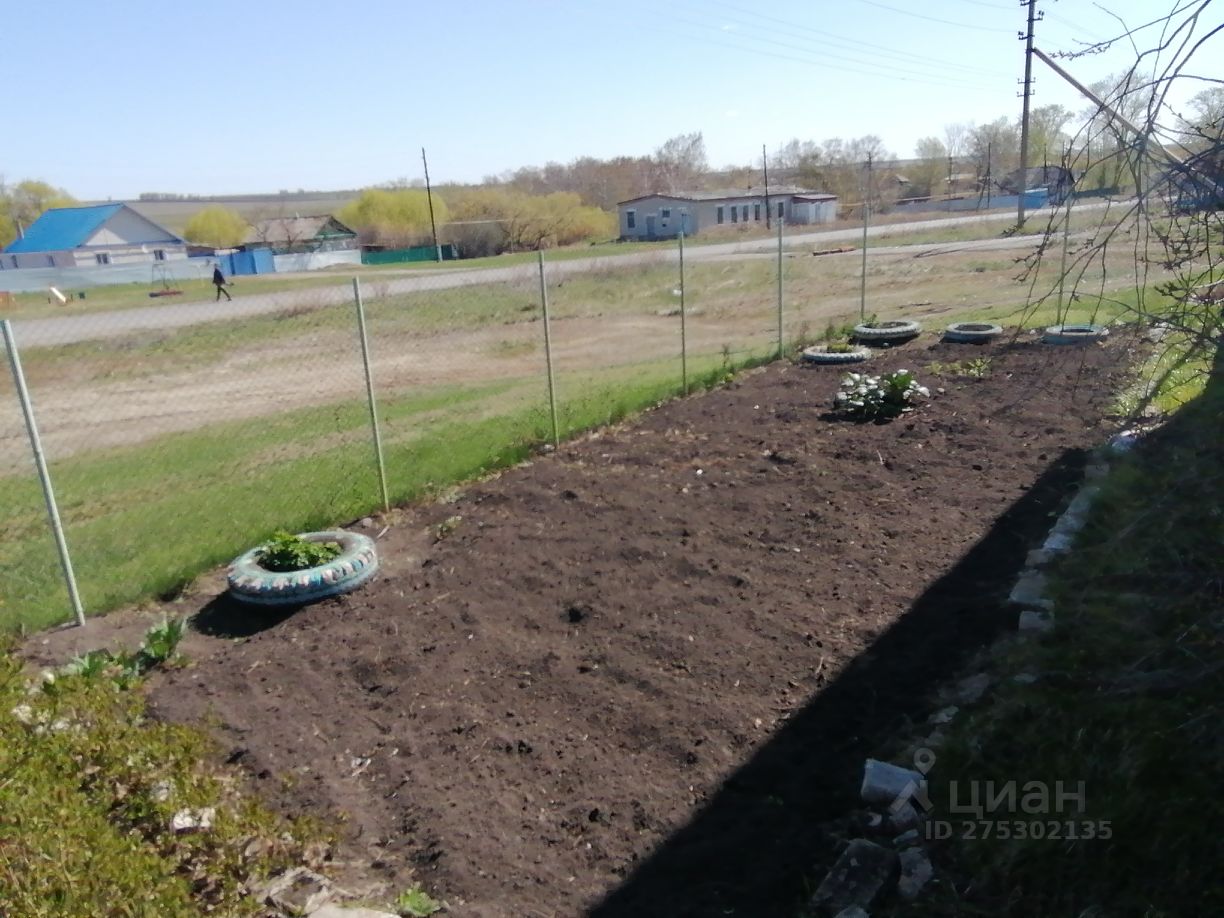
xmin=259 ymin=530 xmax=342 ymax=572
xmin=825 ymin=341 xmax=855 ymax=354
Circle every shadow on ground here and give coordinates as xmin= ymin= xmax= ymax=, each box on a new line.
xmin=586 ymin=448 xmax=1088 ymax=917
xmin=190 ymin=594 xmax=301 ymax=638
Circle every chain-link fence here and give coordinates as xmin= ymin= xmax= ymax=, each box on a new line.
xmin=0 ymin=203 xmax=1142 ymax=632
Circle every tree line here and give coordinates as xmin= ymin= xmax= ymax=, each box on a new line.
xmin=6 ymin=79 xmax=1220 ymax=256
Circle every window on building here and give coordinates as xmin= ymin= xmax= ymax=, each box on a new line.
xmin=742 ymin=205 xmax=749 ymax=222
xmin=9 ymin=256 xmax=17 ymax=269
xmin=731 ymin=205 xmax=738 ymax=223
xmin=716 ymin=206 xmax=724 ymax=224
xmin=754 ymin=203 xmax=761 ymax=221
xmin=95 ymin=253 xmax=111 ymax=265
xmin=778 ymin=201 xmax=785 ymax=218
xmin=154 ymin=249 xmax=166 ymax=261
xmin=661 ymin=208 xmax=671 ymax=219
xmin=626 ymin=210 xmax=636 ymax=230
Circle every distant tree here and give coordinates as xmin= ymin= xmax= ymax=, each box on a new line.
xmin=772 ymin=139 xmax=825 ymax=188
xmin=446 ymin=188 xmax=614 ymax=256
xmin=943 ymin=122 xmax=972 ymax=160
xmin=1029 ymin=104 xmax=1075 ymax=165
xmin=652 ymin=132 xmax=709 ymax=193
xmin=183 ymin=206 xmax=248 ymax=248
xmin=909 ymin=136 xmax=950 ymax=199
xmin=338 ymin=188 xmax=448 ymax=247
xmin=969 ymin=118 xmax=1020 ymax=185
xmin=1182 ymin=86 xmax=1224 ymax=149
xmin=0 ymin=178 xmax=77 ymax=246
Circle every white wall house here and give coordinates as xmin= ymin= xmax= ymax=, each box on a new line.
xmin=617 ymin=188 xmax=838 ymax=240
xmin=2 ymin=203 xmax=187 ymax=270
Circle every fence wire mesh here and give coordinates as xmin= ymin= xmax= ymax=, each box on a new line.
xmin=0 ymin=189 xmax=1156 ymax=630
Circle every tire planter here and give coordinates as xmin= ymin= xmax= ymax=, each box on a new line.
xmin=1042 ymin=323 xmax=1109 ymax=345
xmin=852 ymin=319 xmax=922 ymax=345
xmin=800 ymin=344 xmax=872 ymax=364
xmin=227 ymin=530 xmax=379 ymax=606
xmin=943 ymin=321 xmax=1003 ymax=343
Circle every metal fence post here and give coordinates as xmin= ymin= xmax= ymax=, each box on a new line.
xmin=859 ymin=196 xmax=870 ymax=322
xmin=2 ymin=319 xmax=86 ymax=627
xmin=537 ymin=251 xmax=560 ymax=447
xmin=1056 ymin=175 xmax=1074 ymax=326
xmin=776 ymin=219 xmax=785 ymax=358
xmin=679 ymin=232 xmax=688 ymax=395
xmin=352 ymin=279 xmax=390 ymax=513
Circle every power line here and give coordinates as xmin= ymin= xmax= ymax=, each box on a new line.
xmin=629 ymin=4 xmax=1004 ymax=89
xmin=942 ymin=0 xmax=1013 ymax=10
xmin=852 ymin=0 xmax=1016 ymax=34
xmin=643 ymin=22 xmax=988 ymax=90
xmin=701 ymin=0 xmax=1009 ymax=76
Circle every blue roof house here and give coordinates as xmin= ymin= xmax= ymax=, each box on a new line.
xmin=2 ymin=203 xmax=186 ymax=270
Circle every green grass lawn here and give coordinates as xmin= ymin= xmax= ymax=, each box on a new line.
xmin=0 ymin=344 xmax=764 ymax=633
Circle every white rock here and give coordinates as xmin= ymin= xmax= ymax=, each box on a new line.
xmin=170 ymin=807 xmax=215 ymax=833
xmin=1043 ymin=530 xmax=1074 ymax=553
xmin=893 ymin=828 xmax=921 ymax=847
xmin=861 ymin=759 xmax=927 ymax=807
xmin=1008 ymin=572 xmax=1050 ymax=609
xmin=261 ymin=867 xmax=334 ymax=915
xmin=897 ymin=847 xmax=934 ymax=899
xmin=308 ymin=907 xmax=400 ymax=918
xmin=954 ymin=673 xmax=991 ymax=705
xmin=1018 ymin=610 xmax=1054 ymax=633
xmin=888 ymin=800 xmax=924 ymax=832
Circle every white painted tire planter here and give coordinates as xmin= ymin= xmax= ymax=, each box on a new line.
xmin=227 ymin=530 xmax=379 ymax=606
xmin=943 ymin=322 xmax=1003 ymax=343
xmin=853 ymin=319 xmax=922 ymax=344
xmin=800 ymin=344 xmax=872 ymax=364
xmin=1042 ymin=323 xmax=1109 ymax=345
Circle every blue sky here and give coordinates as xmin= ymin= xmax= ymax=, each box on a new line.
xmin=3 ymin=0 xmax=1205 ymax=199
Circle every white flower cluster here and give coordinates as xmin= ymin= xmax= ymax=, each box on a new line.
xmin=835 ymin=370 xmax=930 ymax=418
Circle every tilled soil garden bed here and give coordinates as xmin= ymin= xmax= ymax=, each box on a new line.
xmin=140 ymin=332 xmax=1140 ymax=916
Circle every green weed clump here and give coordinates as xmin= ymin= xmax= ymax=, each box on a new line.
xmin=0 ymin=633 xmax=330 ymax=917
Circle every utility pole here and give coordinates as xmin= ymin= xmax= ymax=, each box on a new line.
xmin=762 ymin=143 xmax=772 ymax=230
xmin=1017 ymin=0 xmax=1040 ymax=227
xmin=947 ymin=154 xmax=953 ymax=204
xmin=422 ymin=147 xmax=442 ymax=262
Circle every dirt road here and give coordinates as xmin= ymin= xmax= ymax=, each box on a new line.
xmin=8 ymin=208 xmax=1059 ymax=348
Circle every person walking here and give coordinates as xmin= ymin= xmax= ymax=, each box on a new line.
xmin=212 ymin=264 xmax=232 ymax=302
